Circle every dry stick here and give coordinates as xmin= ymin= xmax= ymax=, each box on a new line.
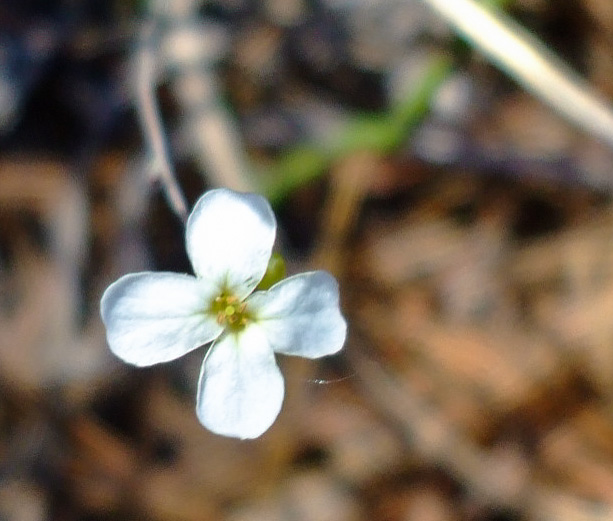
xmin=350 ymin=344 xmax=613 ymax=519
xmin=134 ymin=21 xmax=189 ymax=223
xmin=419 ymin=0 xmax=613 ymax=149
xmin=313 ymin=152 xmax=378 ymax=275
xmin=347 ymin=347 xmax=531 ymax=506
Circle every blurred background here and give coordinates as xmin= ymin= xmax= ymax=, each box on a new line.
xmin=3 ymin=0 xmax=613 ymax=519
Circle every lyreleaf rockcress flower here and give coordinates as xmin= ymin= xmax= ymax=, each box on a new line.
xmin=100 ymin=188 xmax=347 ymax=439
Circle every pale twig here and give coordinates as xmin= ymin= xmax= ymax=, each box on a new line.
xmin=419 ymin=0 xmax=613 ymax=149
xmin=164 ymin=22 xmax=255 ymax=192
xmin=134 ymin=20 xmax=189 ymax=222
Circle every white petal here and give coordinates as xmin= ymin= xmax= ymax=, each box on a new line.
xmin=247 ymin=271 xmax=347 ymax=359
xmin=196 ymin=325 xmax=284 ymax=439
xmin=100 ymin=272 xmax=223 ymax=366
xmin=186 ymin=189 xmax=276 ymax=299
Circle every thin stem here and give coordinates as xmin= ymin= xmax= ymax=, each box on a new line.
xmin=259 ymin=0 xmax=515 ymax=204
xmin=261 ymin=56 xmax=451 ymax=204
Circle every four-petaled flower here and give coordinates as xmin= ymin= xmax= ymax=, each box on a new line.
xmin=100 ymin=188 xmax=347 ymax=439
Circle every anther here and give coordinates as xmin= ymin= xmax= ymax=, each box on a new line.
xmin=211 ymin=293 xmax=249 ymax=331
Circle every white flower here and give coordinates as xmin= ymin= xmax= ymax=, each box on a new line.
xmin=100 ymin=188 xmax=347 ymax=439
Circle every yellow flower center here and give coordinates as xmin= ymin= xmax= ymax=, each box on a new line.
xmin=210 ymin=294 xmax=250 ymax=332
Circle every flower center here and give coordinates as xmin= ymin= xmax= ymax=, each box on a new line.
xmin=210 ymin=294 xmax=250 ymax=332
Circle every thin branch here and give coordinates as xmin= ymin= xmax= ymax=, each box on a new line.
xmin=134 ymin=20 xmax=189 ymax=223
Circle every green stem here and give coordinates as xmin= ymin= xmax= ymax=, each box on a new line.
xmin=259 ymin=0 xmax=512 ymax=204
